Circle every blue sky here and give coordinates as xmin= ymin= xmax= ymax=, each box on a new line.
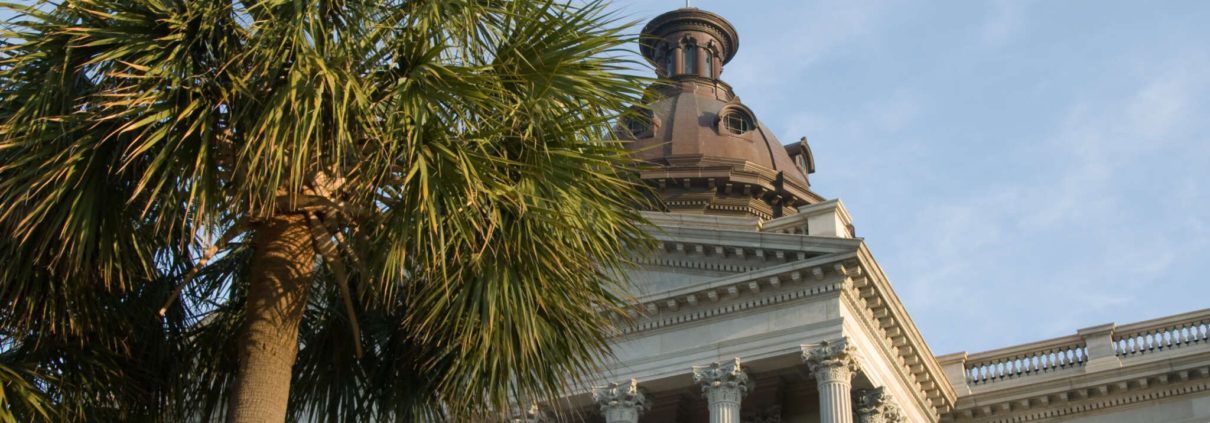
xmin=610 ymin=0 xmax=1210 ymax=355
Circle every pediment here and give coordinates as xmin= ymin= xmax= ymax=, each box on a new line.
xmin=626 ymin=225 xmax=861 ymax=298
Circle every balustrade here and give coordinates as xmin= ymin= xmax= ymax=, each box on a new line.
xmin=958 ymin=309 xmax=1210 ymax=386
xmin=1114 ymin=310 xmax=1210 ymax=358
xmin=964 ymin=336 xmax=1086 ymax=385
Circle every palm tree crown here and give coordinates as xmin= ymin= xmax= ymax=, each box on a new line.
xmin=0 ymin=0 xmax=653 ymax=421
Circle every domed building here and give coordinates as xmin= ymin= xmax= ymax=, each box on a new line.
xmin=533 ymin=7 xmax=1210 ymax=423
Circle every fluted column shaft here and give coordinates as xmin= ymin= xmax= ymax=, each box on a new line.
xmin=816 ymin=364 xmax=855 ymax=423
xmin=704 ymin=385 xmax=742 ymax=423
xmin=693 ymin=358 xmax=750 ymax=423
xmin=803 ymin=338 xmax=860 ymax=423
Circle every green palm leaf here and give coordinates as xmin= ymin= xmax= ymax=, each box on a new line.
xmin=0 ymin=0 xmax=654 ymax=421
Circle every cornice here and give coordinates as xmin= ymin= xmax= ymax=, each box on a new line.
xmin=842 ymin=244 xmax=958 ymax=417
xmin=645 ymin=224 xmax=861 ymax=254
xmin=640 ymin=161 xmax=825 ymax=206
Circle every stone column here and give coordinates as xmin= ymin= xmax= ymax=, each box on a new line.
xmin=674 ymin=46 xmax=684 ymax=75
xmin=802 ymin=338 xmax=859 ymax=423
xmin=854 ymin=387 xmax=906 ymax=423
xmin=692 ymin=358 xmax=751 ymax=423
xmin=592 ymin=379 xmax=651 ymax=423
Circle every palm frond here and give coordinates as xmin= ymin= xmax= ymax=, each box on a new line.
xmin=0 ymin=0 xmax=655 ymax=420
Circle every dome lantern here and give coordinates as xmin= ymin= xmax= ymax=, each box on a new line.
xmin=639 ymin=8 xmax=739 ymax=80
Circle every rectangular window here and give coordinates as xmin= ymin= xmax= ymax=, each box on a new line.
xmin=705 ymin=53 xmax=713 ymax=78
xmin=683 ymin=47 xmax=696 ymax=75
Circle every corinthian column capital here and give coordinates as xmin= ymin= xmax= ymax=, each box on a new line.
xmin=592 ymin=379 xmax=651 ymax=423
xmin=693 ymin=357 xmax=751 ymax=401
xmin=802 ymin=337 xmax=860 ymax=382
xmin=854 ymin=388 xmax=906 ymax=423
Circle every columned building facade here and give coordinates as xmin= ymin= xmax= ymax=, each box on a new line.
xmin=542 ymin=7 xmax=1210 ymax=423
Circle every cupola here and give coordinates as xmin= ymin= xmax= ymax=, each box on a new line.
xmin=622 ymin=8 xmax=821 ymax=220
xmin=640 ymin=8 xmax=739 ymax=80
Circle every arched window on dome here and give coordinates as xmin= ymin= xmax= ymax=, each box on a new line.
xmin=704 ymin=51 xmax=714 ymax=78
xmin=664 ymin=52 xmax=674 ymax=76
xmin=683 ymin=45 xmax=697 ymax=75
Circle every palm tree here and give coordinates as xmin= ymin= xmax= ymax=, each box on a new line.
xmin=0 ymin=0 xmax=653 ymax=421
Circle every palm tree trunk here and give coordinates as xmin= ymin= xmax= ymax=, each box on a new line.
xmin=227 ymin=212 xmax=315 ymax=423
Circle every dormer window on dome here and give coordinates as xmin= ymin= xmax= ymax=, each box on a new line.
xmin=619 ymin=106 xmax=656 ymax=139
xmin=722 ymin=110 xmax=754 ymax=134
